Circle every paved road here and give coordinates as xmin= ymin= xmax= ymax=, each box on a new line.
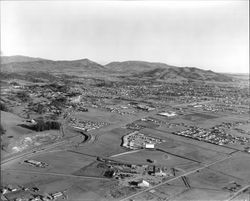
xmin=1 ymin=108 xmax=82 ymax=167
xmin=225 ymin=185 xmax=250 ymax=201
xmin=1 ymin=139 xmax=69 ymax=166
xmin=118 ymin=154 xmax=234 ymax=201
xmin=110 ymin=150 xmax=141 ymax=158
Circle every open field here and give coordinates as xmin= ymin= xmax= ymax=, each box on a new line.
xmin=111 ymin=149 xmax=199 ymax=170
xmin=209 ymin=152 xmax=250 ymax=182
xmin=182 ymin=112 xmax=220 ymax=122
xmin=2 ymin=169 xmax=117 ymax=201
xmin=0 ymin=111 xmax=32 ymax=139
xmin=71 ymin=127 xmax=130 ymax=157
xmin=4 ymin=150 xmax=96 ymax=175
xmin=73 ymin=108 xmax=135 ymax=124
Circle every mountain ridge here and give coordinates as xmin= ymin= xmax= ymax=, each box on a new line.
xmin=0 ymin=55 xmax=234 ymax=82
xmin=1 ymin=55 xmax=47 ymax=64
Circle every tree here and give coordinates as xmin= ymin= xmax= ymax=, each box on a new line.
xmin=0 ymin=124 xmax=6 ymax=135
xmin=16 ymin=91 xmax=30 ymax=102
xmin=0 ymin=102 xmax=8 ymax=112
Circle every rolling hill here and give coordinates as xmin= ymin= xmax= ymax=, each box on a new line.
xmin=1 ymin=55 xmax=45 ymax=64
xmin=132 ymin=66 xmax=233 ymax=82
xmin=105 ymin=61 xmax=233 ymax=82
xmin=0 ymin=56 xmax=234 ymax=82
xmin=1 ymin=58 xmax=104 ymax=73
xmin=105 ymin=60 xmax=174 ymax=72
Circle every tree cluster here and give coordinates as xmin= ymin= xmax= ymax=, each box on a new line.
xmin=0 ymin=102 xmax=9 ymax=112
xmin=20 ymin=120 xmax=61 ymax=132
xmin=0 ymin=124 xmax=6 ymax=135
xmin=16 ymin=91 xmax=30 ymax=102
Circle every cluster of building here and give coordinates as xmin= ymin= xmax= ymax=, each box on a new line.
xmin=23 ymin=160 xmax=48 ymax=168
xmin=1 ymin=185 xmax=64 ymax=201
xmin=141 ymin=117 xmax=165 ymax=126
xmin=126 ymin=117 xmax=164 ymax=131
xmin=190 ymin=102 xmax=248 ymax=114
xmin=219 ymin=120 xmax=250 ymax=129
xmin=122 ymin=131 xmax=165 ymax=150
xmin=136 ymin=104 xmax=155 ymax=112
xmin=126 ymin=122 xmax=145 ymax=131
xmin=3 ymin=75 xmax=249 ymax=121
xmin=98 ymin=158 xmax=173 ymax=188
xmin=222 ymin=181 xmax=242 ymax=192
xmin=69 ymin=118 xmax=110 ymax=131
xmin=165 ymin=122 xmax=189 ymax=129
xmin=189 ymin=103 xmax=220 ymax=113
xmin=173 ymin=125 xmax=250 ymax=146
xmin=105 ymin=105 xmax=135 ymax=116
xmin=4 ymin=83 xmax=86 ymax=118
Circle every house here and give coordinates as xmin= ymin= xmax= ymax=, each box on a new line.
xmin=147 ymin=165 xmax=155 ymax=175
xmin=154 ymin=167 xmax=167 ymax=177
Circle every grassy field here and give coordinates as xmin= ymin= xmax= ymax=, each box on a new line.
xmin=209 ymin=152 xmax=250 ymax=182
xmin=73 ymin=108 xmax=133 ymax=124
xmin=112 ymin=149 xmax=198 ymax=169
xmin=1 ymin=111 xmax=32 ymax=137
xmin=10 ymin=150 xmax=97 ymax=174
xmin=182 ymin=112 xmax=220 ymax=122
xmin=68 ymin=127 xmax=130 ymax=157
xmin=2 ymin=170 xmax=116 ymax=201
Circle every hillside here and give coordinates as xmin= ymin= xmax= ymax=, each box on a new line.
xmin=1 ymin=58 xmax=104 ymax=73
xmin=1 ymin=55 xmax=45 ymax=64
xmin=106 ymin=61 xmax=233 ymax=82
xmin=105 ymin=61 xmax=174 ymax=72
xmin=0 ymin=56 xmax=234 ymax=82
xmin=132 ymin=66 xmax=233 ymax=82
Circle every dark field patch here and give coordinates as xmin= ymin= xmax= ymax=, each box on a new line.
xmin=73 ymin=161 xmax=107 ymax=177
xmin=182 ymin=113 xmax=218 ymax=122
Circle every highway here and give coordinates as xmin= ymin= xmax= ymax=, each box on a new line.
xmin=1 ymin=139 xmax=71 ymax=167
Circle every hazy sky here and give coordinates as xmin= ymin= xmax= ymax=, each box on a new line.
xmin=1 ymin=0 xmax=249 ymax=73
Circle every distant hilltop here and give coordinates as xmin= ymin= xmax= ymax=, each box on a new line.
xmin=1 ymin=55 xmax=234 ymax=82
xmin=1 ymin=55 xmax=46 ymax=64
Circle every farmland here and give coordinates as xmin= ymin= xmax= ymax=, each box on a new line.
xmin=1 ymin=57 xmax=249 ymax=201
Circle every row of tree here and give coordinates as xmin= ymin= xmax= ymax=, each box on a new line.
xmin=20 ymin=120 xmax=61 ymax=132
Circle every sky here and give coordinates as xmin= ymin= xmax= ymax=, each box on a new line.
xmin=1 ymin=0 xmax=249 ymax=73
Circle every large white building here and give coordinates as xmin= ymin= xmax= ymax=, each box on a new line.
xmin=158 ymin=111 xmax=177 ymax=117
xmin=138 ymin=180 xmax=150 ymax=187
xmin=145 ymin=143 xmax=155 ymax=149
